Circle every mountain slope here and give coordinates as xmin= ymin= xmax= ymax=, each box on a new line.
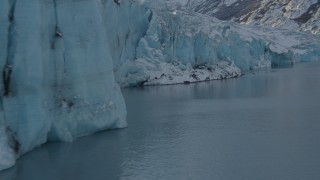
xmin=184 ymin=0 xmax=320 ymax=35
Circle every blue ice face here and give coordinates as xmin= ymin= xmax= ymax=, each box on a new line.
xmin=0 ymin=0 xmax=127 ymax=171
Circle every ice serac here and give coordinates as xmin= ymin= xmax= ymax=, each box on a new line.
xmin=0 ymin=0 xmax=126 ymax=170
xmin=99 ymin=0 xmax=151 ymax=84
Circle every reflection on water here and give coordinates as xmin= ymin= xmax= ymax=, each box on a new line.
xmin=1 ymin=62 xmax=320 ymax=180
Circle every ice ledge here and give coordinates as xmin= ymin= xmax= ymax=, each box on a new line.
xmin=118 ymin=59 xmax=242 ymax=87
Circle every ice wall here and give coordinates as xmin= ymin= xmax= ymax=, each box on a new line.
xmin=98 ymin=0 xmax=152 ymax=83
xmin=0 ymin=0 xmax=126 ymax=170
xmin=112 ymin=2 xmax=320 ymax=86
xmin=0 ymin=0 xmax=16 ymax=171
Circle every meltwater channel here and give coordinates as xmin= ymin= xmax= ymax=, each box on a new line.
xmin=1 ymin=62 xmax=320 ymax=180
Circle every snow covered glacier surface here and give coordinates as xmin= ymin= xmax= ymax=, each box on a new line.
xmin=0 ymin=0 xmax=127 ymax=170
xmin=0 ymin=0 xmax=320 ymax=171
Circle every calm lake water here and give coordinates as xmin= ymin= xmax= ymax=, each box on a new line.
xmin=1 ymin=62 xmax=320 ymax=180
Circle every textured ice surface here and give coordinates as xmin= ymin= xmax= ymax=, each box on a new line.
xmin=114 ymin=1 xmax=320 ymax=86
xmin=0 ymin=0 xmax=126 ymax=170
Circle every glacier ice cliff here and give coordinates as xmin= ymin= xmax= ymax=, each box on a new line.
xmin=0 ymin=0 xmax=320 ymax=171
xmin=112 ymin=0 xmax=320 ymax=86
xmin=0 ymin=0 xmax=127 ymax=170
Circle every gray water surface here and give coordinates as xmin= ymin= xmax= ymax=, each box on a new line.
xmin=1 ymin=62 xmax=320 ymax=180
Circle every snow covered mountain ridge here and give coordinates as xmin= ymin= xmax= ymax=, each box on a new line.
xmin=164 ymin=0 xmax=320 ymax=35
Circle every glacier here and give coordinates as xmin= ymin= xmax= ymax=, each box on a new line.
xmin=0 ymin=0 xmax=320 ymax=171
xmin=0 ymin=0 xmax=127 ymax=170
xmin=113 ymin=0 xmax=320 ymax=86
